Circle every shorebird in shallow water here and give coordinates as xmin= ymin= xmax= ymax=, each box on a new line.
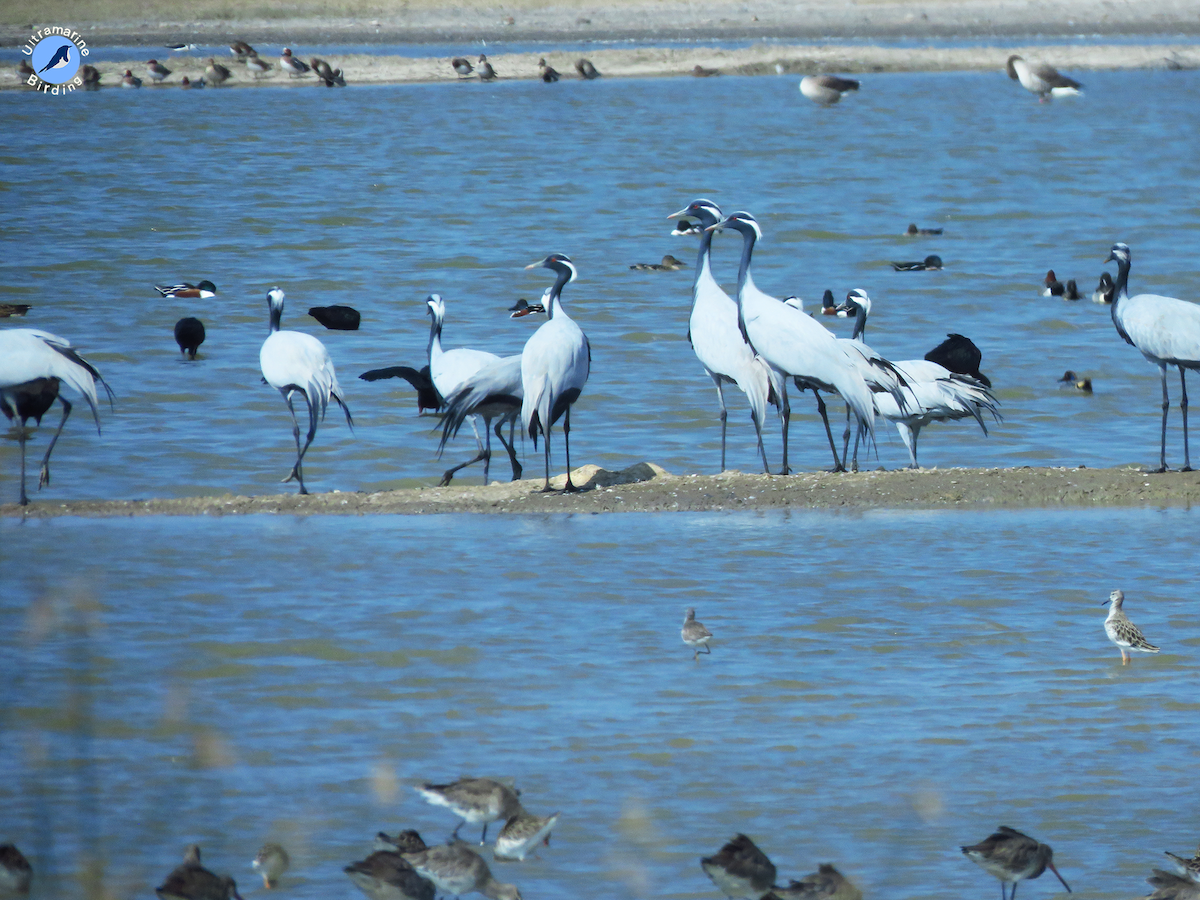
xmin=402 ymin=843 xmax=521 ymax=900
xmin=701 ymin=834 xmax=777 ymax=899
xmin=681 ymin=608 xmax=713 ymax=660
xmin=961 ymin=826 xmax=1071 ymax=900
xmin=416 ymin=777 xmax=523 ymax=844
xmin=1163 ymin=841 xmax=1200 ymax=883
xmin=0 ymin=844 xmax=32 ymax=895
xmin=494 ymin=810 xmax=560 ymax=861
xmin=1141 ymin=869 xmax=1200 ymax=900
xmin=1103 ymin=589 xmax=1160 ymax=664
xmin=251 ymin=843 xmax=289 ymax=889
xmin=346 ymin=834 xmax=434 ymax=900
xmin=768 ymin=863 xmax=862 ymax=900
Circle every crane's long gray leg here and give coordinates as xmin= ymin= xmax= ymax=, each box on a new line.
xmin=1155 ymin=364 xmax=1169 ymax=473
xmin=777 ymin=382 xmax=791 ymax=475
xmin=283 ymin=390 xmax=317 ymax=494
xmin=536 ymin=418 xmax=553 ymax=493
xmin=840 ymin=403 xmax=852 ymax=466
xmin=812 ymin=390 xmax=844 ymax=472
xmin=438 ymin=447 xmax=489 ymax=487
xmin=37 ymin=396 xmax=73 ymax=490
xmin=563 ymin=407 xmax=580 ymax=493
xmin=711 ymin=375 xmax=728 ymax=472
xmin=17 ymin=425 xmax=29 ymax=506
xmin=752 ymin=405 xmax=770 ymax=475
xmin=1180 ymin=368 xmax=1192 ymax=471
xmin=495 ymin=418 xmax=522 ymax=482
xmin=849 ymin=416 xmax=863 ymax=472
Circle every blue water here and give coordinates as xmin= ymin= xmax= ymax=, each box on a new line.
xmin=5 ymin=68 xmax=1200 ymax=502
xmin=2 ymin=508 xmax=1198 ymax=898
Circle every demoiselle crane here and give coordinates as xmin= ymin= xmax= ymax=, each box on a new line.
xmin=521 ymin=254 xmax=590 ymax=492
xmin=259 ymin=288 xmax=353 ymax=495
xmin=1106 ymin=241 xmax=1200 ymax=472
xmin=710 ymin=211 xmax=876 ymax=474
xmin=838 ymin=291 xmax=999 ymax=470
xmin=668 ymin=198 xmax=772 ymax=472
xmin=0 ymin=328 xmax=112 ymax=506
xmin=437 ymin=353 xmax=524 ymax=485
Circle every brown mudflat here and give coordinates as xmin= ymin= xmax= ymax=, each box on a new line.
xmin=6 ymin=463 xmax=1200 ymax=519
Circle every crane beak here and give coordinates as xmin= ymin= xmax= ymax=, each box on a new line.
xmin=667 ymin=207 xmax=688 ymax=220
xmin=524 ymin=261 xmax=543 ymax=270
xmin=705 ymin=222 xmax=721 ymax=233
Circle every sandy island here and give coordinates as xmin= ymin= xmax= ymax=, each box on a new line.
xmin=5 ymin=464 xmax=1200 ymax=518
xmin=2 ymin=0 xmax=1198 ymax=90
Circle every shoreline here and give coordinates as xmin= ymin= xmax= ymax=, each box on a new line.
xmin=5 ymin=464 xmax=1200 ymax=518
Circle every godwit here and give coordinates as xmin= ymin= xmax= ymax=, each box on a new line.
xmin=416 ymin=777 xmax=523 ymax=844
xmin=701 ymin=834 xmax=777 ymax=899
xmin=961 ymin=826 xmax=1071 ymax=900
xmin=682 ymin=608 xmax=713 ymax=660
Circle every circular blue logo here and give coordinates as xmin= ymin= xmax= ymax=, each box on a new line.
xmin=30 ymin=36 xmax=80 ymax=84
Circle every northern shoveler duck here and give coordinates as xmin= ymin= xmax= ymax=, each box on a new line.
xmin=671 ymin=218 xmax=701 ymax=236
xmin=251 ymin=843 xmax=290 ymax=889
xmin=229 ymin=41 xmax=255 ymax=59
xmin=359 ymin=363 xmax=441 ymax=413
xmin=576 ymin=58 xmax=601 ymax=79
xmin=494 ymin=810 xmax=560 ymax=861
xmin=630 ymin=254 xmax=686 ymax=271
xmin=701 ymin=834 xmax=776 ymax=899
xmin=81 ymin=64 xmax=101 ymax=89
xmin=538 ymin=58 xmax=560 ymax=82
xmin=155 ymin=281 xmax=217 ymax=298
xmin=905 ymin=222 xmax=943 ymax=235
xmin=311 ymin=57 xmax=336 ymax=85
xmin=330 ymin=67 xmax=346 ymax=86
xmin=1006 ymin=54 xmax=1082 ymax=101
xmin=165 ymin=42 xmax=199 ymax=52
xmin=156 ymin=844 xmax=244 ymax=900
xmin=1063 ymin=278 xmax=1082 ymax=300
xmin=0 ymin=304 xmax=31 ymax=318
xmin=477 ymin=54 xmax=496 ymax=81
xmin=280 ymin=48 xmax=310 ymax=77
xmin=821 ymin=289 xmax=838 ymax=315
xmin=145 ymin=59 xmax=172 ymax=83
xmin=245 ymin=52 xmax=271 ymax=78
xmin=692 ymin=64 xmax=719 ymax=76
xmin=451 ymin=56 xmax=473 ymax=77
xmin=206 ymin=58 xmax=232 ymax=85
xmin=0 ymin=844 xmax=32 ymax=895
xmin=799 ymin=74 xmax=860 ymax=104
xmin=509 ymin=298 xmax=546 ymax=318
xmin=961 ymin=826 xmax=1071 ymax=900
xmin=121 ymin=69 xmax=143 ymax=88
xmin=1042 ymin=269 xmax=1065 ymax=296
xmin=308 ymin=305 xmax=361 ymax=330
xmin=1092 ymin=271 xmax=1115 ymax=304
xmin=174 ymin=317 xmax=205 ymax=359
xmin=890 ymin=254 xmax=942 ymax=271
xmin=925 ymin=333 xmax=991 ymax=386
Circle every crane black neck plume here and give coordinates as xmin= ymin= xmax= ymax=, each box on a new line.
xmin=689 ymin=205 xmax=720 ymax=285
xmin=729 ymin=217 xmax=757 ymax=346
xmin=546 ymin=260 xmax=573 ymax=319
xmin=1107 ymin=246 xmax=1135 ymax=347
xmin=268 ymin=293 xmax=283 ymax=332
xmin=850 ymin=300 xmax=868 ymax=340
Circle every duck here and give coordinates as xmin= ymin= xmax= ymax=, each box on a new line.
xmin=905 ymin=223 xmax=943 ymax=235
xmin=477 ymin=54 xmax=497 ymax=81
xmin=280 ymin=48 xmax=311 ymax=77
xmin=81 ymin=64 xmax=101 ymax=89
xmin=156 ymin=845 xmax=242 ymax=900
xmin=311 ymin=57 xmax=338 ymax=86
xmin=330 ymin=67 xmax=347 ymax=86
xmin=155 ymin=280 xmax=217 ymax=299
xmin=671 ymin=218 xmax=702 ymax=236
xmin=1063 ymin=278 xmax=1082 ymax=300
xmin=538 ymin=58 xmax=560 ymax=82
xmin=630 ymin=254 xmax=686 ymax=271
xmin=229 ymin=40 xmax=255 ymax=59
xmin=174 ymin=317 xmax=206 ymax=359
xmin=692 ymin=64 xmax=720 ymax=77
xmin=925 ymin=333 xmax=991 ymax=386
xmin=1059 ymin=370 xmax=1093 ymax=392
xmin=205 ymin=58 xmax=232 ymax=85
xmin=820 ymin=289 xmax=838 ymax=315
xmin=0 ymin=304 xmax=31 ymax=318
xmin=575 ymin=58 xmax=601 ymax=79
xmin=1042 ymin=269 xmax=1065 ymax=296
xmin=451 ymin=56 xmax=474 ymax=77
xmin=890 ymin=254 xmax=942 ymax=271
xmin=1006 ymin=54 xmax=1082 ymax=101
xmin=508 ymin=298 xmax=546 ymax=318
xmin=145 ymin=58 xmax=171 ymax=83
xmin=180 ymin=76 xmax=204 ymax=88
xmin=121 ymin=69 xmax=143 ymax=88
xmin=245 ymin=52 xmax=271 ymax=78
xmin=308 ymin=305 xmax=361 ymax=330
xmin=1093 ymin=271 xmax=1116 ymax=304
xmin=799 ymin=73 xmax=860 ymax=105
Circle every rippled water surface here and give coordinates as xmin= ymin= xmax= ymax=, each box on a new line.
xmin=3 ymin=508 xmax=1199 ymax=899
xmin=5 ymin=68 xmax=1200 ymax=502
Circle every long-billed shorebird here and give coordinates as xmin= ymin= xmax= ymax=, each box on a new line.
xmin=961 ymin=826 xmax=1071 ymax=900
xmin=416 ymin=777 xmax=523 ymax=844
xmin=402 ymin=842 xmax=521 ymax=900
xmin=345 ymin=835 xmax=435 ymax=900
xmin=1164 ymin=842 xmax=1200 ymax=882
xmin=1142 ymin=869 xmax=1200 ymax=900
xmin=682 ymin=608 xmax=713 ymax=660
xmin=770 ymin=863 xmax=862 ymax=900
xmin=701 ymin=834 xmax=777 ymax=899
xmin=1103 ymin=590 xmax=1160 ymax=664
xmin=494 ymin=810 xmax=559 ymax=861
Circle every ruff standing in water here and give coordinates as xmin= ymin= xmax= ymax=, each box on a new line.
xmin=416 ymin=777 xmax=523 ymax=844
xmin=682 ymin=608 xmax=713 ymax=660
xmin=701 ymin=834 xmax=777 ymax=899
xmin=251 ymin=843 xmax=289 ymax=889
xmin=402 ymin=843 xmax=521 ymax=900
xmin=1103 ymin=590 xmax=1160 ymax=664
xmin=1164 ymin=841 xmax=1200 ymax=882
xmin=961 ymin=826 xmax=1071 ymax=900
